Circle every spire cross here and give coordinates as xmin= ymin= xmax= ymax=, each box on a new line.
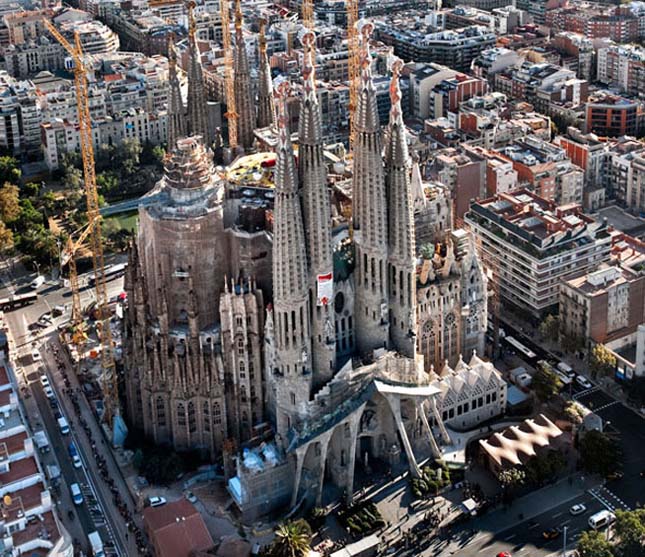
xmin=389 ymin=56 xmax=403 ymax=120
xmin=358 ymin=21 xmax=374 ymax=90
xmin=274 ymin=77 xmax=291 ymax=148
xmin=187 ymin=0 xmax=196 ymax=40
xmin=234 ymin=0 xmax=243 ymax=32
xmin=259 ymin=18 xmax=267 ymax=53
xmin=300 ymin=29 xmax=316 ymax=99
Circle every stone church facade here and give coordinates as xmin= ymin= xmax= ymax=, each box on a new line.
xmin=123 ymin=17 xmax=492 ymax=518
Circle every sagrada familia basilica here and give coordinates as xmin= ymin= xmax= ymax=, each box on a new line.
xmin=123 ymin=3 xmax=502 ymax=521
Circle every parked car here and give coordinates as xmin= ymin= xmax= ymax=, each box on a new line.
xmin=570 ymin=504 xmax=587 ymax=516
xmin=44 ymin=386 xmax=55 ymax=399
xmin=146 ymin=496 xmax=167 ymax=508
xmin=496 ymin=553 xmax=512 ymax=557
xmin=30 ymin=275 xmax=45 ymax=290
xmin=31 ymin=350 xmax=41 ymax=363
xmin=575 ymin=375 xmax=593 ymax=390
xmin=542 ymin=528 xmax=560 ymax=540
xmin=52 ymin=305 xmax=65 ymax=317
xmin=185 ymin=491 xmax=197 ymax=504
xmin=68 ymin=443 xmax=82 ymax=469
xmin=40 ymin=374 xmax=49 ymax=388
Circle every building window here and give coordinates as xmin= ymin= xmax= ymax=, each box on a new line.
xmin=188 ymin=401 xmax=197 ymax=434
xmin=203 ymin=401 xmax=210 ymax=432
xmin=156 ymin=396 xmax=166 ymax=427
xmin=213 ymin=401 xmax=222 ymax=426
xmin=177 ymin=402 xmax=186 ymax=426
xmin=290 ymin=392 xmax=296 ymax=406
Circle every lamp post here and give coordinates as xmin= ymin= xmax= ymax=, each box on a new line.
xmin=562 ymin=525 xmax=568 ymax=556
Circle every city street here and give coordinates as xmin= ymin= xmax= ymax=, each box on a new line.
xmin=1 ymin=256 xmax=137 ymax=556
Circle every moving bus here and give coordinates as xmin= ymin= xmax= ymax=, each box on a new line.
xmin=0 ymin=292 xmax=38 ymax=311
xmin=503 ymin=335 xmax=538 ymax=362
xmin=88 ymin=263 xmax=127 ymax=287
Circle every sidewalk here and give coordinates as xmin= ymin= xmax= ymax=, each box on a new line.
xmin=47 ymin=337 xmax=143 ymax=556
xmin=472 ymin=474 xmax=599 ymax=535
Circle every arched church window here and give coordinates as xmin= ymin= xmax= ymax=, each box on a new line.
xmin=177 ymin=402 xmax=186 ymax=426
xmin=156 ymin=396 xmax=166 ymax=427
xmin=203 ymin=401 xmax=210 ymax=432
xmin=188 ymin=401 xmax=197 ymax=434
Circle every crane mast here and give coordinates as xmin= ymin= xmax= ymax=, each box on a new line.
xmin=220 ymin=0 xmax=238 ymax=149
xmin=44 ymin=21 xmax=119 ymax=429
xmin=347 ymin=0 xmax=359 ymax=148
xmin=302 ymin=0 xmax=313 ymax=30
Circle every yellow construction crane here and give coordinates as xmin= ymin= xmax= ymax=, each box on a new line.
xmin=44 ymin=20 xmax=119 ymax=429
xmin=60 ymin=223 xmax=93 ymax=348
xmin=220 ymin=0 xmax=238 ymax=149
xmin=347 ymin=0 xmax=359 ymax=148
xmin=302 ymin=0 xmax=314 ymax=30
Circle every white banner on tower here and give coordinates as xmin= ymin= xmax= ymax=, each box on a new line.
xmin=317 ymin=272 xmax=333 ymax=306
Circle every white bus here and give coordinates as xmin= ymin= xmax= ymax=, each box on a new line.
xmin=503 ymin=336 xmax=538 ymax=362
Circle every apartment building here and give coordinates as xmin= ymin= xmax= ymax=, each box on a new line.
xmin=471 ymin=47 xmax=523 ymax=81
xmin=500 ymin=136 xmax=584 ymax=205
xmin=465 ymin=189 xmax=612 ymax=315
xmin=0 ymin=359 xmax=73 ymax=556
xmin=429 ymin=73 xmax=488 ymax=119
xmin=408 ymin=63 xmax=458 ymax=120
xmin=374 ymin=19 xmax=496 ymax=72
xmin=597 ymin=43 xmax=645 ymax=98
xmin=560 ymin=263 xmax=644 ymax=344
xmin=585 ymin=93 xmax=639 ymax=138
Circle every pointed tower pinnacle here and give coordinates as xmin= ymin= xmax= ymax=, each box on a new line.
xmin=352 ymin=21 xmax=389 ymax=356
xmin=257 ymin=19 xmax=276 ymax=129
xmin=233 ymin=0 xmax=256 ymax=150
xmin=186 ymin=1 xmax=210 ymax=144
xmin=271 ymin=76 xmax=312 ymax=438
xmin=167 ymin=33 xmax=186 ymax=150
xmin=298 ymin=27 xmax=336 ymax=388
xmin=386 ymin=56 xmax=417 ymax=358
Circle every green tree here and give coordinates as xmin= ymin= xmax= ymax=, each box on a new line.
xmin=96 ymin=172 xmax=119 ymax=198
xmin=577 ymin=530 xmax=614 ymax=557
xmin=497 ymin=467 xmax=526 ymax=489
xmin=564 ymin=401 xmax=585 ymax=425
xmin=0 ymin=221 xmax=13 ymax=252
xmin=0 ymin=183 xmax=20 ymax=223
xmin=590 ymin=344 xmax=617 ymax=378
xmin=0 ymin=156 xmax=20 ymax=185
xmin=578 ymin=430 xmax=621 ymax=477
xmin=267 ymin=519 xmax=312 ymax=557
xmin=614 ymin=509 xmax=645 ymax=557
xmin=21 ymin=181 xmax=40 ymax=199
xmin=539 ymin=314 xmax=559 ymax=342
xmin=532 ymin=362 xmax=563 ymax=401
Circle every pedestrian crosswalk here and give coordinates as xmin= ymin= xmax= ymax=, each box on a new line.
xmin=573 ymin=386 xmax=601 ymax=400
xmin=588 ymin=486 xmax=631 ymax=512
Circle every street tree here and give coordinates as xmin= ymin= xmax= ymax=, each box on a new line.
xmin=0 ymin=156 xmax=20 ymax=185
xmin=532 ymin=362 xmax=563 ymax=401
xmin=577 ymin=530 xmax=614 ymax=557
xmin=266 ymin=519 xmax=312 ymax=557
xmin=0 ymin=183 xmax=20 ymax=223
xmin=497 ymin=467 xmax=526 ymax=490
xmin=590 ymin=344 xmax=617 ymax=378
xmin=539 ymin=314 xmax=559 ymax=342
xmin=578 ymin=430 xmax=621 ymax=477
xmin=0 ymin=221 xmax=13 ymax=252
xmin=614 ymin=509 xmax=645 ymax=557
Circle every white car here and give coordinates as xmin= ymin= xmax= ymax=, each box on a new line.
xmin=71 ymin=454 xmax=83 ymax=469
xmin=570 ymin=503 xmax=587 ymax=516
xmin=575 ymin=375 xmax=593 ymax=390
xmin=43 ymin=386 xmax=55 ymax=399
xmin=185 ymin=491 xmax=197 ymax=504
xmin=40 ymin=374 xmax=50 ymax=388
xmin=31 ymin=350 xmax=41 ymax=363
xmin=147 ymin=496 xmax=167 ymax=508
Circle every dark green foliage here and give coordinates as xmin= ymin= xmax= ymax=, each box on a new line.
xmin=578 ymin=430 xmax=622 ymax=477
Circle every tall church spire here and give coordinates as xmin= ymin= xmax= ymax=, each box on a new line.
xmin=385 ymin=57 xmax=417 ymax=358
xmin=257 ymin=19 xmax=275 ymax=129
xmin=352 ymin=21 xmax=389 ymax=355
xmin=167 ymin=33 xmax=186 ymax=150
xmin=271 ymin=77 xmax=312 ymax=438
xmin=186 ymin=1 xmax=210 ymax=143
xmin=233 ymin=0 xmax=256 ymax=150
xmin=299 ymin=28 xmax=335 ymax=388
